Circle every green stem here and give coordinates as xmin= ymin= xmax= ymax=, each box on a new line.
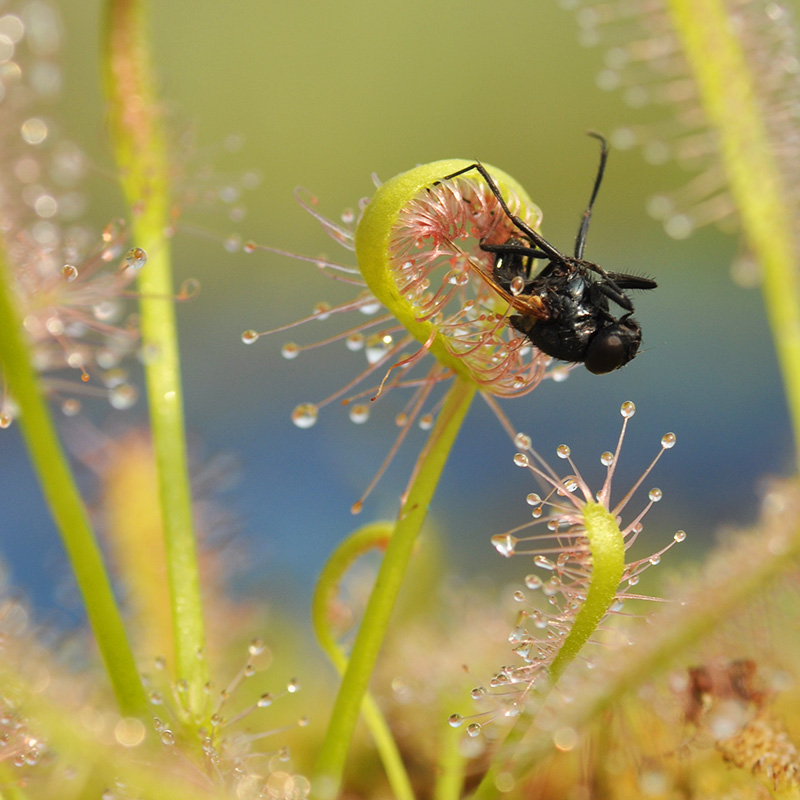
xmin=433 ymin=723 xmax=467 ymax=800
xmin=0 ymin=261 xmax=147 ymax=717
xmin=312 ymin=377 xmax=477 ymax=798
xmin=312 ymin=522 xmax=416 ymax=800
xmin=102 ymin=0 xmax=208 ymax=718
xmin=668 ymin=0 xmax=800 ymax=464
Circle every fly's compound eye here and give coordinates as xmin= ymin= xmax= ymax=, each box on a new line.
xmin=584 ymin=321 xmax=642 ymax=375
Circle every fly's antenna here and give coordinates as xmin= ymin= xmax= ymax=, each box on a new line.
xmin=574 ymin=131 xmax=608 ymax=260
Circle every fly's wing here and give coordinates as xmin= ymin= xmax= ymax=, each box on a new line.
xmin=467 ymin=260 xmax=551 ymax=320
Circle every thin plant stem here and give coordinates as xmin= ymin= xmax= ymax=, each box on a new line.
xmin=668 ymin=0 xmax=800 ymax=464
xmin=312 ymin=522 xmax=416 ymax=800
xmin=102 ymin=0 xmax=208 ymax=718
xmin=312 ymin=376 xmax=477 ymax=798
xmin=0 ymin=257 xmax=147 ymax=718
xmin=433 ymin=723 xmax=468 ymax=800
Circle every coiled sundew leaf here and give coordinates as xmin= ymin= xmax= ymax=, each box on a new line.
xmin=355 ymin=160 xmax=540 ymax=383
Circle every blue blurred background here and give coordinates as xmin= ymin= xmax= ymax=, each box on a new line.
xmin=1 ymin=0 xmax=793 ymax=626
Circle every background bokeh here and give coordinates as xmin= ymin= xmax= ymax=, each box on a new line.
xmin=1 ymin=0 xmax=794 ymax=626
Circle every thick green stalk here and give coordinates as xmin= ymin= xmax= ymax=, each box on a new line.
xmin=668 ymin=0 xmax=800 ymax=463
xmin=102 ymin=0 xmax=208 ymax=718
xmin=0 ymin=261 xmax=147 ymax=717
xmin=312 ymin=522 xmax=415 ymax=800
xmin=313 ymin=377 xmax=477 ymax=799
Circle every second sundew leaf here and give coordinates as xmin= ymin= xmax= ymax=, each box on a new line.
xmin=355 ymin=160 xmax=550 ymax=395
xmin=549 ymin=501 xmax=626 ymax=682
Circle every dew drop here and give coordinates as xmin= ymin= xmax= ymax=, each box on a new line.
xmin=21 ymin=117 xmax=47 ymax=145
xmin=513 ymin=590 xmax=525 ymax=602
xmin=600 ymin=451 xmax=614 ymax=466
xmin=533 ymin=555 xmax=555 ymax=571
xmin=524 ymin=574 xmax=543 ymax=590
xmin=291 ymin=403 xmax=318 ymax=428
xmin=68 ymin=351 xmax=86 ymax=370
xmin=160 ymin=730 xmax=175 ymax=746
xmin=61 ymin=263 xmax=78 ymax=282
xmin=648 ymin=488 xmax=663 ymax=502
xmin=365 ymin=333 xmax=392 ymax=364
xmin=345 ymin=332 xmax=364 ymax=351
xmin=649 ymin=554 xmax=661 ymax=565
xmin=627 ymin=575 xmax=640 ymax=587
xmin=257 ymin=693 xmax=273 ymax=708
xmin=418 ymin=413 xmax=433 ymax=430
xmin=448 ymin=714 xmax=464 ymax=728
xmin=556 ymin=444 xmax=570 ymax=459
xmin=526 ymin=493 xmax=542 ymax=506
xmin=673 ymin=530 xmax=686 ymax=543
xmin=665 ymin=214 xmax=693 ymax=240
xmin=94 ymin=300 xmax=121 ymax=322
xmin=661 ymin=432 xmax=676 ymax=449
xmin=124 ymin=247 xmax=147 ymax=272
xmin=531 ymin=506 xmax=543 ymax=519
xmin=358 ymin=298 xmax=382 ymax=315
xmin=0 ymin=413 xmax=12 ymax=429
xmin=243 ymin=240 xmax=257 ymax=253
xmin=491 ymin=533 xmax=517 ymax=557
xmin=510 ymin=275 xmax=525 ymax=296
xmin=313 ymin=301 xmax=332 ymax=320
xmin=513 ymin=453 xmax=529 ymax=468
xmin=241 ymin=329 xmax=259 ymax=344
xmin=223 ymin=234 xmax=241 ymax=253
xmin=281 ymin=342 xmax=300 ymax=360
xmin=45 ymin=315 xmax=64 ymax=335
xmin=348 ymin=403 xmax=369 ymax=424
xmin=287 ymin=678 xmax=300 ymax=693
xmin=61 ymin=398 xmax=81 ymax=416
xmin=514 ymin=432 xmax=531 ymax=449
xmin=249 ymin=638 xmax=265 ymax=656
xmin=620 ymin=401 xmax=636 ymax=418
xmin=466 ymin=723 xmax=482 ymax=738
xmin=109 ymin=384 xmax=138 ymax=410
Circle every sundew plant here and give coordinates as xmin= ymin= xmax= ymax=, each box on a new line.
xmin=1 ymin=1 xmax=800 ymax=799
